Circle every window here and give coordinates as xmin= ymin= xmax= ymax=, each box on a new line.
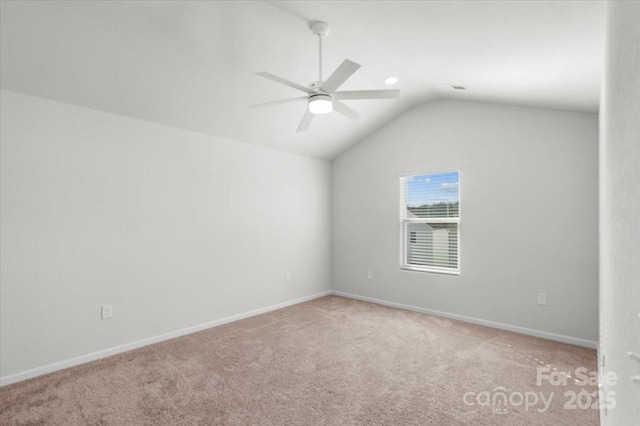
xmin=400 ymin=170 xmax=460 ymax=274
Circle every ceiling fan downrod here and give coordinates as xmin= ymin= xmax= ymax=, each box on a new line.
xmin=311 ymin=21 xmax=330 ymax=87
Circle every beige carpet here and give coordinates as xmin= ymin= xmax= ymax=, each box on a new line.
xmin=0 ymin=296 xmax=598 ymax=425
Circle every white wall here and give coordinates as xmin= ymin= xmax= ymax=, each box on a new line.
xmin=600 ymin=1 xmax=640 ymax=424
xmin=332 ymin=99 xmax=599 ymax=344
xmin=0 ymin=90 xmax=331 ymax=380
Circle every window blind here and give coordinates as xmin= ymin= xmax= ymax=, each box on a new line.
xmin=400 ymin=171 xmax=460 ymax=273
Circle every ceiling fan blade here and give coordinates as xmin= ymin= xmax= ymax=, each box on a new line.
xmin=333 ymin=101 xmax=360 ymax=120
xmin=333 ymin=89 xmax=400 ymax=100
xmin=297 ymin=108 xmax=314 ymax=132
xmin=256 ymin=72 xmax=313 ymax=94
xmin=320 ymin=59 xmax=361 ymax=93
xmin=248 ymin=97 xmax=307 ymax=109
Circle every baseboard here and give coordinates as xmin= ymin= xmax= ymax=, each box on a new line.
xmin=331 ymin=290 xmax=598 ymax=349
xmin=1 ymin=289 xmax=596 ymax=386
xmin=0 ymin=290 xmax=332 ymax=387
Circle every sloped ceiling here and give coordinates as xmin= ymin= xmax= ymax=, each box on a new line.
xmin=0 ymin=1 xmax=605 ymax=159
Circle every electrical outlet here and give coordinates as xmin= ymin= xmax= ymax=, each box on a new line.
xmin=367 ymin=270 xmax=373 ymax=280
xmin=101 ymin=304 xmax=113 ymax=319
xmin=285 ymin=273 xmax=292 ymax=283
xmin=537 ymin=293 xmax=547 ymax=306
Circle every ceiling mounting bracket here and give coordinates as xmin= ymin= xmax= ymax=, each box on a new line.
xmin=311 ymin=21 xmax=330 ymax=38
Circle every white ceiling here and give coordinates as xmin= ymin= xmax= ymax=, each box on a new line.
xmin=0 ymin=1 xmax=605 ymax=160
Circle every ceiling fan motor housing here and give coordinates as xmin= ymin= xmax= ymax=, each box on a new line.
xmin=309 ymin=93 xmax=332 ymax=102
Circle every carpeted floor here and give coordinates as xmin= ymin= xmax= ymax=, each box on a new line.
xmin=0 ymin=296 xmax=598 ymax=425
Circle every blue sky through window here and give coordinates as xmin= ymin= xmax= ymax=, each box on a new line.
xmin=406 ymin=171 xmax=459 ymax=207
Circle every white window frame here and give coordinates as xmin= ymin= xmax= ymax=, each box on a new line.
xmin=399 ymin=170 xmax=461 ymax=275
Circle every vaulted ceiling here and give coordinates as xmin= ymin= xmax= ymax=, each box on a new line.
xmin=0 ymin=1 xmax=605 ymax=159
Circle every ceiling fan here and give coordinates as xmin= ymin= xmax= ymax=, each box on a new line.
xmin=249 ymin=21 xmax=400 ymax=132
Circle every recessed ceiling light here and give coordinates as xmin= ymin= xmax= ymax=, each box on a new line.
xmin=452 ymin=85 xmax=466 ymax=90
xmin=384 ymin=77 xmax=398 ymax=85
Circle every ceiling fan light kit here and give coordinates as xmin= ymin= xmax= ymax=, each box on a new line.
xmin=308 ymin=94 xmax=333 ymax=114
xmin=250 ymin=21 xmax=400 ymax=132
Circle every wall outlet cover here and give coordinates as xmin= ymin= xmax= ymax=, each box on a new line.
xmin=537 ymin=293 xmax=548 ymax=306
xmin=101 ymin=304 xmax=113 ymax=319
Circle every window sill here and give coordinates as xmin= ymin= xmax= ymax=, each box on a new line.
xmin=400 ymin=266 xmax=461 ymax=276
